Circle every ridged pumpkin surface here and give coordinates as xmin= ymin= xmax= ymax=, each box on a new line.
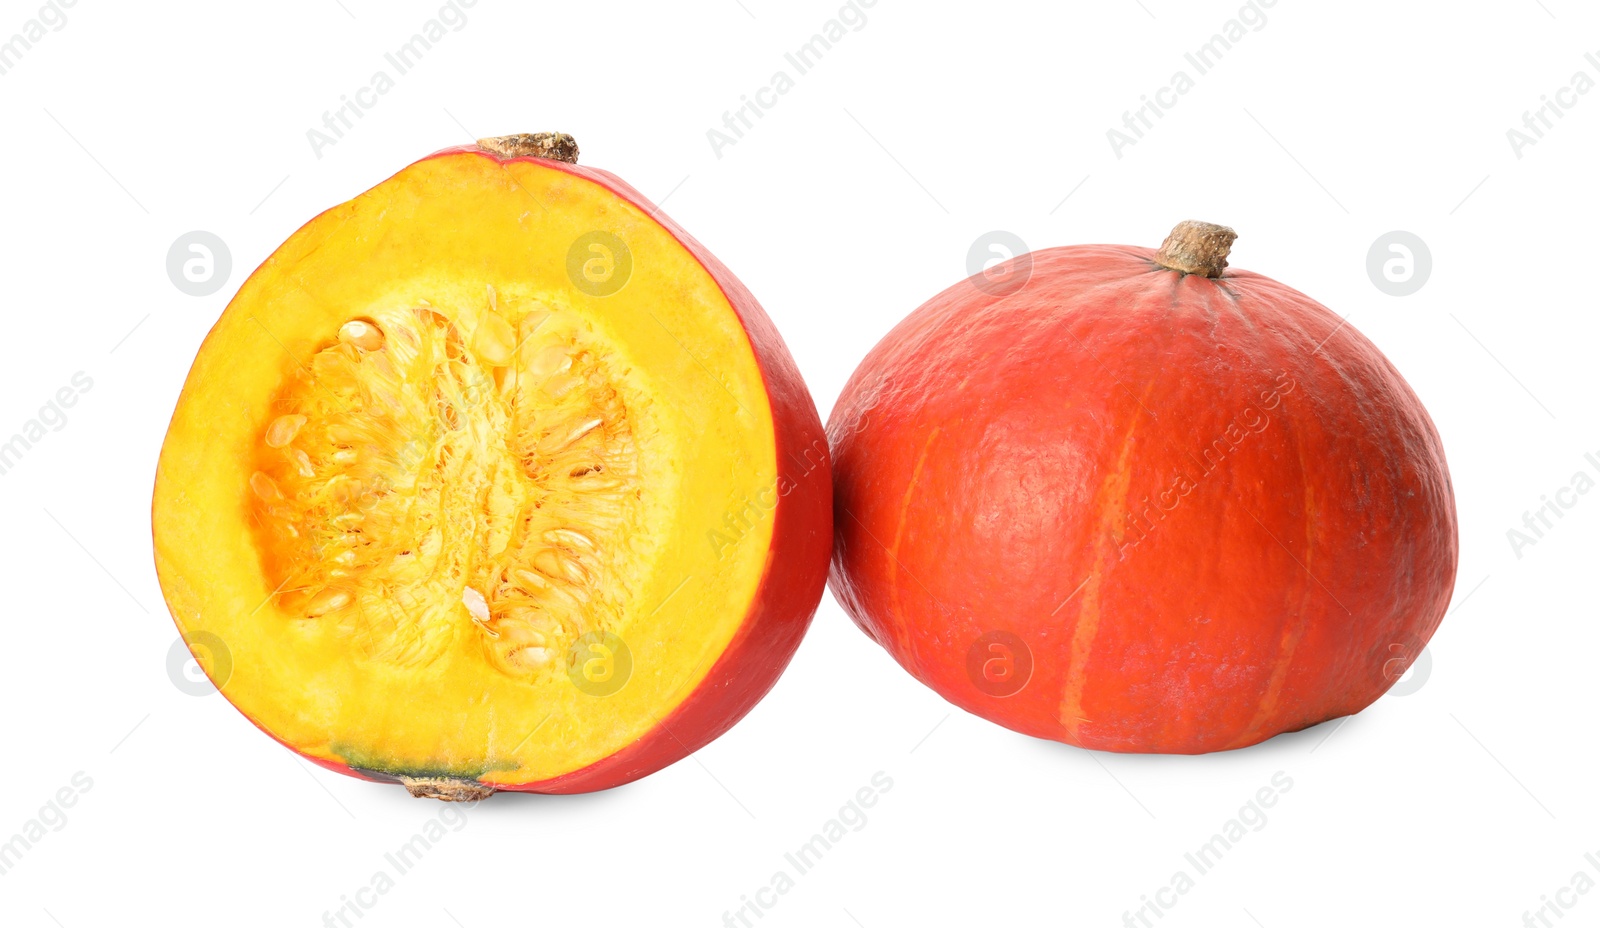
xmin=828 ymin=239 xmax=1457 ymax=753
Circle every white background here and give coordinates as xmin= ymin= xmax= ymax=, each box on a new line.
xmin=0 ymin=1 xmax=1595 ymax=926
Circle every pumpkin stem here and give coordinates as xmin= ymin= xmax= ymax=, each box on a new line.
xmin=399 ymin=775 xmax=498 ymax=802
xmin=1154 ymin=220 xmax=1237 ymax=278
xmin=476 ymin=132 xmax=579 ymax=164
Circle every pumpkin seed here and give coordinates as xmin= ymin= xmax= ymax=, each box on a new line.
xmin=338 ymin=320 xmax=385 ymax=351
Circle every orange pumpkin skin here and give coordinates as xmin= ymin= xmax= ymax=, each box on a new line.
xmin=828 ymin=241 xmax=1458 ymax=753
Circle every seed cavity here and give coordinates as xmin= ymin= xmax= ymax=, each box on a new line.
xmin=249 ymin=294 xmax=652 ymax=677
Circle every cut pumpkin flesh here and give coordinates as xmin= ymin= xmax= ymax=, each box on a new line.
xmin=153 ymin=135 xmax=832 ymax=797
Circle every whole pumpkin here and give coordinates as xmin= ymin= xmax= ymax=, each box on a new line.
xmin=828 ymin=221 xmax=1457 ymax=753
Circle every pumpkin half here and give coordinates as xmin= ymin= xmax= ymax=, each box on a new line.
xmin=153 ymin=133 xmax=831 ymax=797
xmin=828 ymin=221 xmax=1458 ymax=754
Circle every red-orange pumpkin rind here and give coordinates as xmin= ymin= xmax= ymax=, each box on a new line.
xmin=828 ymin=243 xmax=1457 ymax=754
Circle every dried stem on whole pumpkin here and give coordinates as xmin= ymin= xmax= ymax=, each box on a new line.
xmin=1153 ymin=220 xmax=1237 ymax=278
